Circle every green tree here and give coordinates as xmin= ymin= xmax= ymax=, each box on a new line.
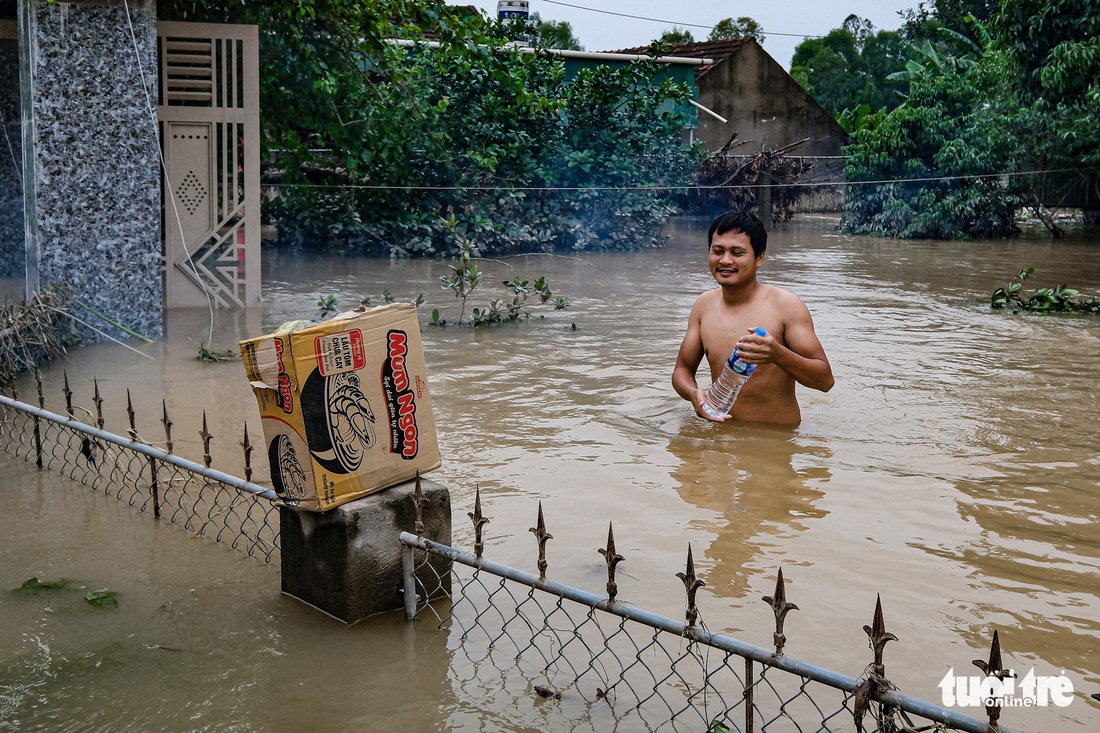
xmin=708 ymin=17 xmax=765 ymax=44
xmin=527 ymin=12 xmax=583 ymax=50
xmin=656 ymin=27 xmax=695 ymax=45
xmin=841 ymin=55 xmax=1025 ymax=239
xmin=994 ymin=0 xmax=1100 ymax=231
xmin=790 ymin=17 xmax=912 ymax=115
xmin=161 ymin=1 xmax=700 ymax=255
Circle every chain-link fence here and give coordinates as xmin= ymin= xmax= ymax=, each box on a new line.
xmin=0 ymin=389 xmax=280 ymax=563
xmin=1 ymin=370 xmax=1028 ymax=732
xmin=399 ymin=492 xmax=1020 ymax=733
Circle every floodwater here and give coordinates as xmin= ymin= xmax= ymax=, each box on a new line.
xmin=1 ymin=215 xmax=1098 ymax=731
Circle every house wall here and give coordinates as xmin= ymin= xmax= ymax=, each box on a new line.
xmin=18 ymin=0 xmax=162 ymax=339
xmin=0 ymin=25 xmax=21 ymax=278
xmin=695 ymin=40 xmax=846 ymax=159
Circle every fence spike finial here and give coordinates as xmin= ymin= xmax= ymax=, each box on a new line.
xmin=973 ymin=629 xmax=1011 ymax=730
xmin=676 ymin=543 xmax=705 ymax=627
xmin=598 ymin=522 xmax=625 ymax=602
xmin=468 ymin=484 xmax=489 ymax=559
xmin=864 ymin=594 xmax=897 ymax=678
xmin=762 ymin=567 xmax=799 ymax=657
xmin=529 ymin=501 xmax=553 ymax=578
xmin=240 ymin=423 xmax=253 ymax=482
xmin=92 ymin=378 xmax=104 ymax=429
xmin=413 ymin=471 xmax=425 ymax=539
xmin=162 ymin=399 xmax=174 ymax=453
xmin=6 ymin=372 xmax=16 ymax=400
xmin=200 ymin=411 xmax=213 ymax=467
xmin=34 ymin=366 xmax=43 ymax=409
xmin=126 ymin=389 xmax=137 ymax=441
xmin=63 ymin=371 xmax=73 ymax=418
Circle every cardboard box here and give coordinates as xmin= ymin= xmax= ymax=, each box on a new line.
xmin=239 ymin=303 xmax=440 ymax=511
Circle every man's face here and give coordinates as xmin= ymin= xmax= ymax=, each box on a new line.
xmin=708 ymin=229 xmax=764 ymax=287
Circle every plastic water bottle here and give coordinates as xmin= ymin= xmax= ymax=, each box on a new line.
xmin=702 ymin=327 xmax=766 ymax=419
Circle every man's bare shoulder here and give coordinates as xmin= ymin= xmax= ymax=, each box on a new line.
xmin=691 ymin=287 xmax=724 ymax=311
xmin=757 ymin=283 xmax=810 ymax=313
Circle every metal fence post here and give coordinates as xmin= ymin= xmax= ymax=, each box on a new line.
xmin=745 ymin=657 xmax=754 ymax=733
xmin=402 ymin=544 xmax=417 ymax=619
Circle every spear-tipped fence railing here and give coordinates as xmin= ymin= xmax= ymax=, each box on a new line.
xmin=0 ymin=370 xmax=1035 ymax=731
xmin=0 ymin=370 xmax=279 ymax=563
xmin=401 ymin=486 xmax=1023 ymax=733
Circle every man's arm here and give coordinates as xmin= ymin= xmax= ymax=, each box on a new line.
xmin=673 ymin=300 xmax=728 ymax=422
xmin=736 ymin=294 xmax=834 ymax=393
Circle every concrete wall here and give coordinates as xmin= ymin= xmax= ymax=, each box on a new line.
xmin=0 ymin=24 xmax=21 ymax=278
xmin=695 ymin=40 xmax=847 ymax=158
xmin=19 ymin=0 xmax=162 ymax=339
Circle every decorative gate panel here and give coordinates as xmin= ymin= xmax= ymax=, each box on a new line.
xmin=158 ymin=22 xmax=259 ymax=307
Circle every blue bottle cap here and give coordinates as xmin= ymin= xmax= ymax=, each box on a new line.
xmin=727 ymin=328 xmax=766 ymax=373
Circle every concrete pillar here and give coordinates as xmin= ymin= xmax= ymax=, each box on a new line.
xmin=18 ymin=0 xmax=162 ymax=339
xmin=0 ymin=20 xmax=21 ymax=277
xmin=279 ymin=477 xmax=452 ymax=625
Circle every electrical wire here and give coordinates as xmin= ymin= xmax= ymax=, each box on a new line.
xmin=541 ymin=0 xmax=823 ymax=39
xmin=122 ymin=0 xmax=217 ymax=345
xmin=0 ymin=106 xmax=23 ymax=189
xmin=261 ymin=167 xmax=1080 ymax=192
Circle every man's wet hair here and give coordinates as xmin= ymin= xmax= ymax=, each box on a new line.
xmin=708 ymin=211 xmax=767 ymax=257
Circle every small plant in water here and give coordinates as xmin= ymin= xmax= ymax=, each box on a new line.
xmin=435 ymin=216 xmax=571 ymax=328
xmin=316 ymin=293 xmax=341 ymax=320
xmin=85 ymin=589 xmax=118 ymax=608
xmin=15 ymin=577 xmax=80 ymax=594
xmin=469 ymin=277 xmax=568 ymax=326
xmin=991 ymin=267 xmax=1100 ymax=314
xmin=439 ymin=215 xmax=482 ymax=325
xmin=192 ymin=339 xmax=236 ymax=362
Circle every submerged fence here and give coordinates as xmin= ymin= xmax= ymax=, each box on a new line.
xmin=0 ymin=370 xmax=279 ymax=562
xmin=401 ymin=489 xmax=1022 ymax=733
xmin=2 ymin=369 xmax=1030 ymax=731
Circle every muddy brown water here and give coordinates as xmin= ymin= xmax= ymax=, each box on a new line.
xmin=1 ymin=215 xmax=1098 ymax=731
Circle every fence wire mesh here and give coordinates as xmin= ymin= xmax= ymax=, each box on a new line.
xmin=401 ymin=532 xmax=1013 ymax=733
xmin=0 ymin=394 xmax=280 ymax=563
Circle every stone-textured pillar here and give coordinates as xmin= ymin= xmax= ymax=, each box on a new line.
xmin=18 ymin=0 xmax=162 ymax=339
xmin=0 ymin=23 xmax=22 ymax=278
xmin=280 ymin=478 xmax=453 ymax=625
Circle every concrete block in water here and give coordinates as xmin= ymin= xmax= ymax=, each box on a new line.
xmin=279 ymin=477 xmax=451 ymax=624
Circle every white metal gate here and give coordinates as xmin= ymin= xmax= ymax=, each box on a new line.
xmin=157 ymin=21 xmax=260 ymax=308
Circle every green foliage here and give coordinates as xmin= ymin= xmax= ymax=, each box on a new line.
xmin=835 ymin=103 xmax=873 ymax=134
xmin=15 ymin=577 xmax=80 ymax=594
xmin=191 ymin=339 xmax=237 ymax=362
xmin=527 ymin=12 xmax=582 ymax=51
xmin=438 ymin=216 xmax=482 ymax=324
xmin=315 ymin=293 xmax=341 ymax=320
xmin=991 ymin=268 xmax=1100 ymax=313
xmin=430 ymin=216 xmax=570 ymax=327
xmin=844 ymin=1 xmax=1100 ymax=240
xmin=841 ymin=62 xmax=1024 ymax=239
xmin=708 ymin=17 xmax=765 ymax=44
xmin=162 ymin=2 xmax=698 ymax=257
xmin=469 ymin=276 xmax=567 ymax=326
xmin=791 ymin=17 xmax=912 ymax=115
xmin=656 ymin=27 xmax=695 ymax=44
xmin=85 ymin=589 xmax=119 ymax=608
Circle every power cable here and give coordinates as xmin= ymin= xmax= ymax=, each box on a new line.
xmin=0 ymin=106 xmax=22 ymax=189
xmin=541 ymin=0 xmax=823 ymax=39
xmin=261 ymin=167 xmax=1080 ymax=192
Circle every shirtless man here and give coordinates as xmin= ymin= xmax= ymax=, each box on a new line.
xmin=673 ymin=211 xmax=833 ymax=424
